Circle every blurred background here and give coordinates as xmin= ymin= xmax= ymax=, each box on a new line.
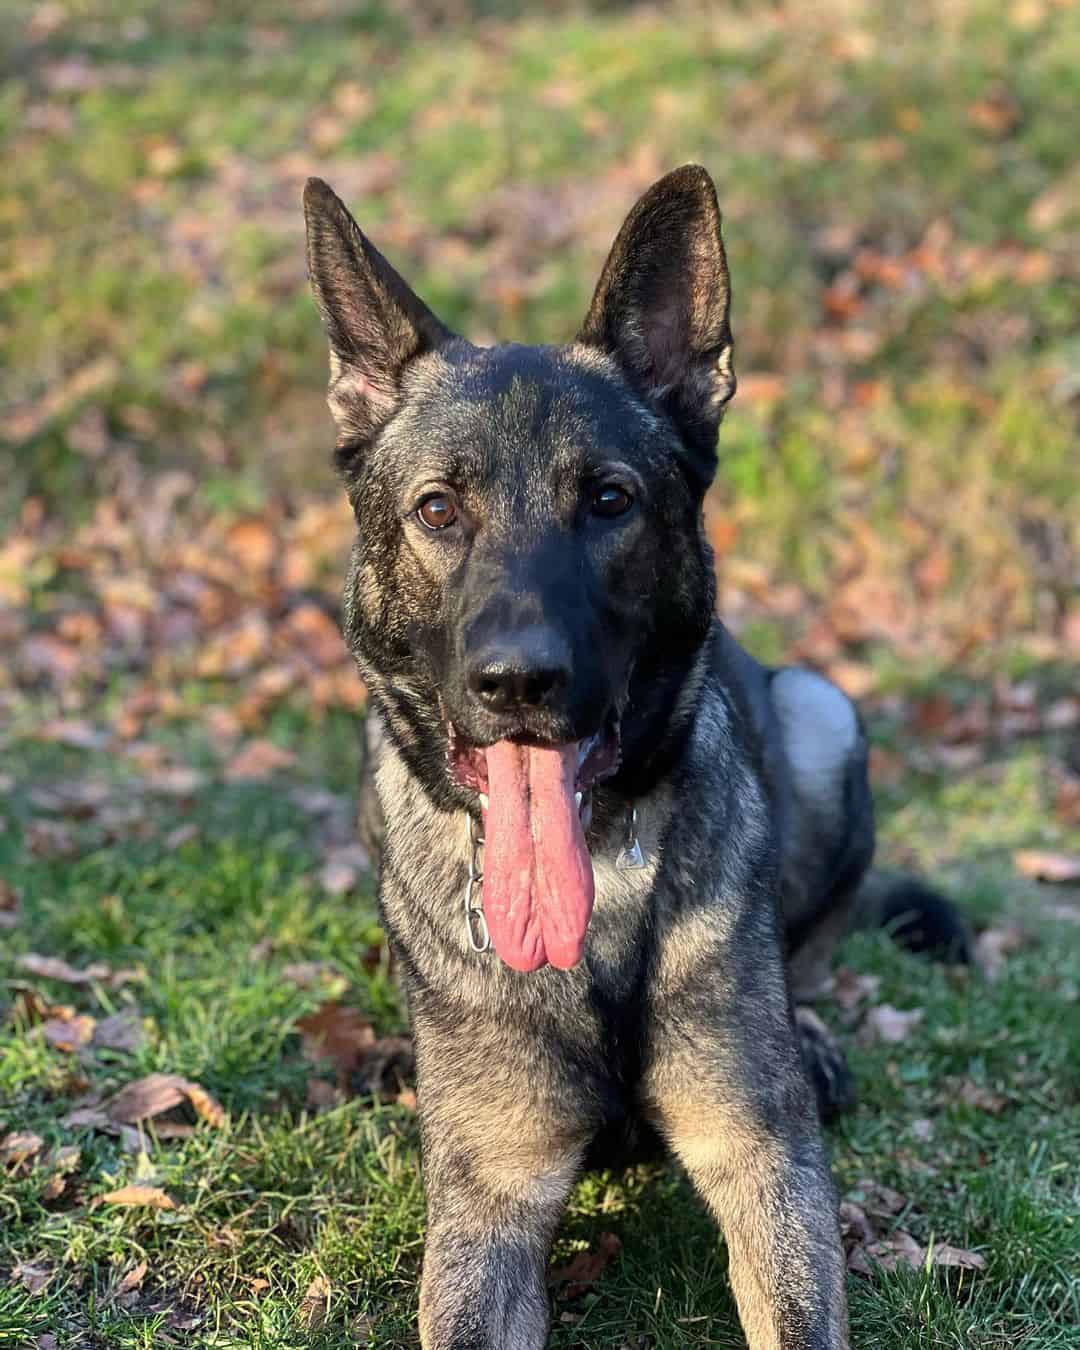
xmin=2 ymin=4 xmax=1079 ymax=1344
xmin=3 ymin=0 xmax=1077 ymax=730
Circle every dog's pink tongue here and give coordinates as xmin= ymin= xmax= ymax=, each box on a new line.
xmin=482 ymin=741 xmax=594 ymax=972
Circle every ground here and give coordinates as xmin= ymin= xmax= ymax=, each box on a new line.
xmin=1 ymin=1 xmax=1078 ymax=1347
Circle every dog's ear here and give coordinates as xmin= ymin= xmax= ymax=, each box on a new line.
xmin=578 ymin=164 xmax=735 ymax=482
xmin=303 ymin=178 xmax=454 ymax=466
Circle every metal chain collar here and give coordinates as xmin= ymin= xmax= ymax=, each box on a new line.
xmin=462 ymin=802 xmax=644 ymax=955
xmin=463 ymin=811 xmax=490 ymax=953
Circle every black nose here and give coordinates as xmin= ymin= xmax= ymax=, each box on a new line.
xmin=467 ymin=630 xmax=571 ymax=715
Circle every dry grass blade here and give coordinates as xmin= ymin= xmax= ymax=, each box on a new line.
xmin=98 ymin=1184 xmax=177 ymax=1209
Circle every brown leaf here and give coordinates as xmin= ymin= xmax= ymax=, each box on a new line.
xmin=548 ymin=1231 xmax=622 ymax=1299
xmin=41 ymin=1011 xmax=96 ymax=1052
xmin=92 ymin=1009 xmax=145 ymax=1053
xmin=115 ymin=1260 xmax=148 ymax=1296
xmin=839 ymin=1200 xmax=874 ymax=1247
xmin=1051 ymin=761 xmax=1080 ymax=827
xmin=830 ymin=967 xmax=882 ymax=1012
xmin=848 ymin=1228 xmax=924 ymax=1276
xmin=296 ymin=1003 xmax=375 ymax=1079
xmin=858 ymin=1004 xmax=924 ymax=1046
xmin=13 ymin=1262 xmax=52 ymax=1294
xmin=974 ymin=923 xmax=1030 ymax=981
xmin=18 ymin=953 xmax=112 ymax=985
xmin=224 ymin=518 xmax=276 ymax=574
xmin=98 ymin=1184 xmax=177 ymax=1210
xmin=351 ymin=1034 xmax=415 ymax=1098
xmin=931 ymin=1243 xmax=986 ymax=1272
xmin=0 ymin=879 xmax=21 ymax=929
xmin=306 ymin=1078 xmax=344 ymax=1111
xmin=25 ymin=819 xmax=82 ymax=859
xmin=281 ymin=961 xmax=340 ymax=989
xmin=298 ymin=1274 xmax=332 ymax=1329
xmin=224 ymin=739 xmax=297 ymax=782
xmin=145 ymin=765 xmax=207 ymax=797
xmin=107 ymin=1072 xmax=225 ymax=1128
xmin=1014 ymin=850 xmax=1080 ymax=884
xmin=858 ymin=1181 xmax=907 ymax=1217
xmin=949 ymin=1078 xmax=1008 ymax=1115
xmin=2 ymin=1131 xmax=44 ymax=1167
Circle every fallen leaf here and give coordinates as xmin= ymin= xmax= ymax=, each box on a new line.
xmin=830 ymin=967 xmax=882 ymax=1012
xmin=296 ymin=1003 xmax=375 ymax=1079
xmin=0 ymin=879 xmax=20 ymax=929
xmin=98 ymin=1184 xmax=176 ymax=1209
xmin=858 ymin=1004 xmax=924 ymax=1046
xmin=63 ymin=1105 xmax=111 ymax=1131
xmin=224 ymin=739 xmax=297 ymax=781
xmin=164 ymin=823 xmax=199 ymax=850
xmin=114 ymin=1259 xmax=148 ymax=1296
xmin=848 ymin=1228 xmax=924 ymax=1276
xmin=281 ymin=961 xmax=340 ymax=988
xmin=351 ymin=1034 xmax=415 ymax=1098
xmin=839 ymin=1200 xmax=874 ymax=1246
xmin=298 ymin=1274 xmax=331 ymax=1329
xmin=41 ymin=1144 xmax=81 ymax=1199
xmin=13 ymin=1262 xmax=51 ymax=1293
xmin=18 ymin=953 xmax=112 ymax=985
xmin=25 ymin=819 xmax=82 ymax=859
xmin=948 ymin=1078 xmax=1008 ymax=1115
xmin=857 ymin=1180 xmax=907 ymax=1217
xmin=107 ymin=1072 xmax=225 ymax=1128
xmin=1014 ymin=850 xmax=1080 ymax=884
xmin=92 ymin=1009 xmax=145 ymax=1053
xmin=41 ymin=1011 xmax=96 ymax=1051
xmin=974 ymin=923 xmax=1030 ymax=981
xmin=931 ymin=1243 xmax=986 ymax=1272
xmin=145 ymin=766 xmax=208 ymax=798
xmin=306 ymin=1078 xmax=344 ymax=1111
xmin=2 ymin=1131 xmax=44 ymax=1167
xmin=548 ymin=1232 xmax=622 ymax=1299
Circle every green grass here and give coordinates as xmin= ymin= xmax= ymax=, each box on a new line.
xmin=1 ymin=725 xmax=1078 ymax=1347
xmin=2 ymin=0 xmax=1078 ymax=1345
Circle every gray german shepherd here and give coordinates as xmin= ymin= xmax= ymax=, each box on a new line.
xmin=302 ymin=166 xmax=967 ymax=1349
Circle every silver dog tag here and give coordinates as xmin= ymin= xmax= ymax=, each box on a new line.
xmin=615 ymin=806 xmax=646 ymax=869
xmin=616 ymin=837 xmax=645 ymax=870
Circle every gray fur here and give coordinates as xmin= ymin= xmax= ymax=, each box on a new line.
xmin=303 ymin=166 xmax=874 ymax=1348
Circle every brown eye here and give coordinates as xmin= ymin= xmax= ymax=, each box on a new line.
xmin=591 ymin=484 xmax=634 ymax=519
xmin=418 ymin=494 xmax=457 ymax=531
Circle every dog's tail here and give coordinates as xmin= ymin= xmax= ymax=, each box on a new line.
xmin=851 ymin=870 xmax=972 ymax=963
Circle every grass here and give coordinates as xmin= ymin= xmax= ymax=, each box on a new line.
xmin=1 ymin=725 xmax=1078 ymax=1348
xmin=1 ymin=0 xmax=1078 ymax=1345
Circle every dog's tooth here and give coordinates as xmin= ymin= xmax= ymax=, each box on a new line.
xmin=575 ymin=791 xmax=583 ymax=810
xmin=479 ymin=793 xmax=489 ymax=811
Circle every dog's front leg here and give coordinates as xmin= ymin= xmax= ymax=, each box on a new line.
xmin=413 ymin=1012 xmax=589 ymax=1350
xmin=645 ymin=997 xmax=848 ymax=1347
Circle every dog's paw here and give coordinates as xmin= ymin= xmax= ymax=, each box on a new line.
xmin=796 ymin=1006 xmax=854 ymax=1122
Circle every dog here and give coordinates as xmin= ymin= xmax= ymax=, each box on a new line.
xmin=302 ymin=165 xmax=968 ymax=1349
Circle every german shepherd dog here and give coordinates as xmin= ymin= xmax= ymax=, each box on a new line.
xmin=302 ymin=166 xmax=968 ymax=1349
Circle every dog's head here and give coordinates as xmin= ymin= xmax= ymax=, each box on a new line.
xmin=304 ymin=166 xmax=734 ymax=971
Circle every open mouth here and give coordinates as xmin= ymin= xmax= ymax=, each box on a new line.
xmin=447 ymin=715 xmax=621 ymax=827
xmin=445 ymin=716 xmax=621 ymax=973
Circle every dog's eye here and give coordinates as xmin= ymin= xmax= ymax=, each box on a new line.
xmin=591 ymin=484 xmax=634 ymax=519
xmin=418 ymin=494 xmax=458 ymax=531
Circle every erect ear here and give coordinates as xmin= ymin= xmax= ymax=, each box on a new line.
xmin=303 ymin=178 xmax=455 ymax=465
xmin=577 ymin=164 xmax=735 ymax=480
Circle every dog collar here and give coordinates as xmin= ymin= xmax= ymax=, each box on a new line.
xmin=462 ymin=803 xmax=645 ymax=957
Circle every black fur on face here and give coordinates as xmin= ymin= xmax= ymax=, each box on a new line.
xmin=303 ymin=166 xmax=736 ymax=809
